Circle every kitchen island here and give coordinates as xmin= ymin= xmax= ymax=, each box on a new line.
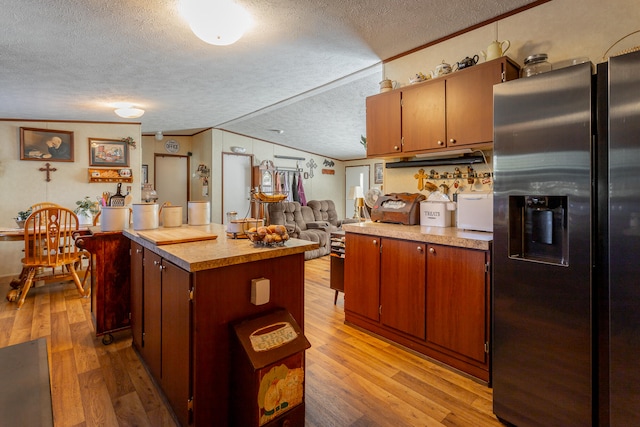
xmin=341 ymin=221 xmax=493 ymax=382
xmin=124 ymin=224 xmax=317 ymax=426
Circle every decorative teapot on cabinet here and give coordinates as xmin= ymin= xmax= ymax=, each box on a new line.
xmin=454 ymin=55 xmax=479 ymax=70
xmin=481 ymin=40 xmax=510 ymax=61
xmin=430 ymin=61 xmax=452 ymax=78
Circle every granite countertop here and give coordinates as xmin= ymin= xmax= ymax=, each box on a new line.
xmin=342 ymin=221 xmax=492 ymax=251
xmin=123 ymin=223 xmax=318 ymax=272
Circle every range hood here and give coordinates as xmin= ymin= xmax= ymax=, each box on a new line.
xmin=385 ymin=149 xmax=485 ymax=168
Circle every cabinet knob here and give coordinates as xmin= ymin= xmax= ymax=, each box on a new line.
xmin=372 ymin=239 xmax=377 ymax=245
xmin=437 ymin=140 xmax=444 ymax=146
xmin=136 ymin=248 xmax=142 ymax=254
xmin=393 ymin=145 xmax=400 ymax=151
xmin=429 ymin=247 xmax=435 ymax=254
xmin=417 ymin=246 xmax=423 ymax=252
xmin=153 ymin=260 xmax=160 ymax=266
xmin=449 ymin=138 xmax=456 ymax=144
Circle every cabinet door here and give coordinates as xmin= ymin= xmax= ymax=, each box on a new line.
xmin=130 ymin=241 xmax=144 ymax=351
xmin=446 ymin=60 xmax=504 ymax=147
xmin=380 ymin=239 xmax=426 ymax=339
xmin=366 ymin=90 xmax=402 ymax=157
xmin=161 ymin=259 xmax=191 ymax=427
xmin=426 ymin=244 xmax=488 ymax=363
xmin=402 ymin=80 xmax=447 ymax=152
xmin=344 ymin=233 xmax=380 ymax=321
xmin=142 ymin=249 xmax=162 ymax=381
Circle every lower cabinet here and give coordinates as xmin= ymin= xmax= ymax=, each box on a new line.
xmin=426 ymin=243 xmax=488 ymax=365
xmin=344 ymin=233 xmax=490 ymax=382
xmin=130 ymin=240 xmax=307 ymax=426
xmin=130 ymin=241 xmax=191 ymax=427
xmin=380 ymin=238 xmax=426 ymax=340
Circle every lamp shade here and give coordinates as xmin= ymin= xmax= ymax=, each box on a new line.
xmin=348 ymin=186 xmax=363 ymax=200
xmin=180 ymin=0 xmax=252 ymax=46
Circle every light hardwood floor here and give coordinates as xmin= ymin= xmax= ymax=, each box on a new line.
xmin=0 ymin=256 xmax=502 ymax=426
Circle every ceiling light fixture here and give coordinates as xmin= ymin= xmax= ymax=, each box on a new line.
xmin=269 ymin=129 xmax=284 ymax=134
xmin=155 ymin=131 xmax=164 ymax=141
xmin=113 ymin=103 xmax=145 ymax=119
xmin=179 ymin=0 xmax=252 ymax=46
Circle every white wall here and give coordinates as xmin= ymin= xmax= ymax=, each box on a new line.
xmin=210 ymin=130 xmax=347 ymax=223
xmin=0 ymin=120 xmax=141 ymax=277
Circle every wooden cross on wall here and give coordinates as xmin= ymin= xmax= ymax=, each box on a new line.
xmin=39 ymin=163 xmax=57 ymax=182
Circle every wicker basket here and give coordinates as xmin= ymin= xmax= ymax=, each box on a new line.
xmin=254 ymin=192 xmax=287 ymax=203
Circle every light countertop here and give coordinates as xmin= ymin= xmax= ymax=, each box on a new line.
xmin=123 ymin=223 xmax=318 ymax=272
xmin=342 ymin=221 xmax=492 ymax=251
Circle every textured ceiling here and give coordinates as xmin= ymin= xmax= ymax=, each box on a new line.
xmin=0 ymin=0 xmax=538 ymax=160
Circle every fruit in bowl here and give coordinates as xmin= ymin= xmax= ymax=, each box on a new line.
xmin=246 ymin=225 xmax=289 ymax=246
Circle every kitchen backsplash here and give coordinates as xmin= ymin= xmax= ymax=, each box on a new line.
xmin=383 ymin=150 xmax=494 ymax=202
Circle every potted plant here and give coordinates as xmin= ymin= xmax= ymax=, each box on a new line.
xmin=74 ymin=196 xmax=100 ymax=225
xmin=15 ymin=208 xmax=32 ymax=228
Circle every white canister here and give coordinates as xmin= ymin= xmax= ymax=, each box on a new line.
xmin=100 ymin=206 xmax=130 ymax=232
xmin=161 ymin=205 xmax=183 ymax=228
xmin=188 ymin=201 xmax=210 ymax=225
xmin=132 ymin=203 xmax=159 ymax=230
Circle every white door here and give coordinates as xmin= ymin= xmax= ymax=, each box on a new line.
xmin=345 ymin=165 xmax=370 ymax=219
xmin=155 ymin=155 xmax=189 ymax=222
xmin=223 ymin=153 xmax=252 ymax=221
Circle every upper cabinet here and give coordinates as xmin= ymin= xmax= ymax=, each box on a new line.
xmin=366 ymin=57 xmax=520 ymax=158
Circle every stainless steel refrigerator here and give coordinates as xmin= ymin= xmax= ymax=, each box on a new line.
xmin=492 ymin=50 xmax=640 ymax=426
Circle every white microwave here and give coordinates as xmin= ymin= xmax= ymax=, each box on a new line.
xmin=456 ymin=192 xmax=493 ymax=232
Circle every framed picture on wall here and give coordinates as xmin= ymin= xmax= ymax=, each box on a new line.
xmin=20 ymin=127 xmax=74 ymax=161
xmin=374 ymin=163 xmax=384 ymax=184
xmin=89 ymin=138 xmax=129 ymax=167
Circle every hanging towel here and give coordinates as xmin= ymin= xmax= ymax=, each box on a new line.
xmin=292 ymin=172 xmax=299 ymax=202
xmin=283 ymin=172 xmax=292 ymax=201
xmin=297 ymin=172 xmax=307 ymax=205
xmin=274 ymin=171 xmax=282 ymax=193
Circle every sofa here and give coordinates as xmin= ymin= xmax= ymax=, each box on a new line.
xmin=268 ymin=200 xmax=355 ymax=260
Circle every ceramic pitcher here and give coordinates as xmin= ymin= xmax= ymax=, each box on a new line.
xmin=481 ymin=40 xmax=510 ymax=61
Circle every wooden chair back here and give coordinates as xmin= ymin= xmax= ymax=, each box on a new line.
xmin=23 ymin=207 xmax=80 ymax=268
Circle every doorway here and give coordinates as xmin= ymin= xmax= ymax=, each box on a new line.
xmin=222 ymin=153 xmax=253 ymax=221
xmin=345 ymin=165 xmax=370 ymax=219
xmin=155 ymin=154 xmax=189 ymax=222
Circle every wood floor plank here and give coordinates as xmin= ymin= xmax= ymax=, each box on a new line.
xmin=70 ymin=321 xmax=101 ymax=374
xmin=50 ymin=310 xmax=74 ymax=353
xmin=77 ymin=368 xmax=120 ymax=426
xmin=98 ymin=347 xmax=136 ymax=401
xmin=113 ymin=391 xmax=153 ymax=427
xmin=51 ymin=348 xmax=86 ymax=427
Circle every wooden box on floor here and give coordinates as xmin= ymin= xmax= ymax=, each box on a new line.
xmin=231 ymin=309 xmax=311 ymax=427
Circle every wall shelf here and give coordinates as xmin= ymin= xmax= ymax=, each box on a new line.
xmin=88 ymin=168 xmax=133 ymax=183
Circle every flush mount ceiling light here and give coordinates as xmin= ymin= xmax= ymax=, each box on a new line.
xmin=179 ymin=0 xmax=252 ymax=46
xmin=113 ymin=103 xmax=145 ymax=119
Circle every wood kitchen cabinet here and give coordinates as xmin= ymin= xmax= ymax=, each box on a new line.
xmin=426 ymin=243 xmax=489 ymax=365
xmin=344 ymin=231 xmax=491 ymax=382
xmin=380 ymin=238 xmax=426 ymax=339
xmin=74 ymin=230 xmax=131 ymax=343
xmin=365 ymin=56 xmax=520 ymax=158
xmin=365 ymin=90 xmax=402 ymax=157
xmin=130 ymin=242 xmax=191 ymax=427
xmin=127 ymin=226 xmax=312 ymax=426
xmin=345 ymin=234 xmax=426 ymax=339
xmin=344 ymin=233 xmax=380 ymax=321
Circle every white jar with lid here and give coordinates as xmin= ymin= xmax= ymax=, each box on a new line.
xmin=522 ymin=54 xmax=552 ymax=77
